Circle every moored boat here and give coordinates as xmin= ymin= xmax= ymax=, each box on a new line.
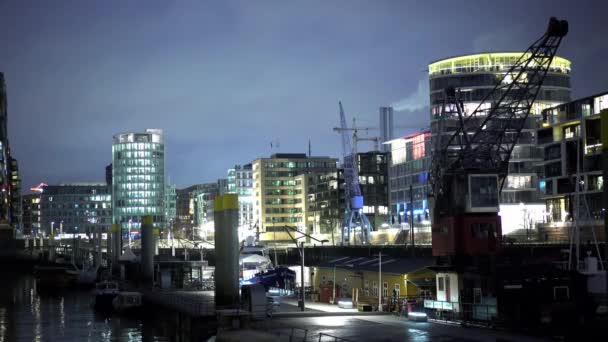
xmin=92 ymin=280 xmax=119 ymax=312
xmin=34 ymin=264 xmax=79 ymax=289
xmin=112 ymin=292 xmax=143 ymax=315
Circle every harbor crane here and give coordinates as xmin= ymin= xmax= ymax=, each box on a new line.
xmin=333 ymin=119 xmax=425 ymax=152
xmin=430 ymin=17 xmax=568 ymax=257
xmin=338 ymin=102 xmax=372 ymax=245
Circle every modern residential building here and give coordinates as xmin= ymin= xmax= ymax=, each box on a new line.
xmin=356 ymin=151 xmax=390 ymax=228
xmin=9 ymin=156 xmax=21 ymax=231
xmin=252 ymin=153 xmax=337 ymax=243
xmin=106 ymin=163 xmax=113 ymax=186
xmin=0 ymin=73 xmax=9 ymax=224
xmin=217 ymin=178 xmax=228 ymax=195
xmin=536 ymin=91 xmax=608 ymax=242
xmin=386 ymin=131 xmax=432 ymax=228
xmin=307 ymin=169 xmax=344 ymax=242
xmin=22 ymin=193 xmax=41 ymax=236
xmin=194 ymin=191 xmax=216 ymax=240
xmin=227 ymin=164 xmax=254 ymax=230
xmin=428 ymin=52 xmax=572 ymax=234
xmin=175 ymin=183 xmax=218 ymax=238
xmin=39 ymin=183 xmax=112 ymax=235
xmin=165 ymin=183 xmax=177 ymax=227
xmin=0 ymin=72 xmax=20 ymax=228
xmin=227 ymin=168 xmax=236 ymax=193
xmin=307 ymin=161 xmax=389 ymax=243
xmin=112 ymin=129 xmax=166 ymax=236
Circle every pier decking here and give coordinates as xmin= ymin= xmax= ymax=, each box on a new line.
xmin=143 ymin=290 xmax=216 ymax=317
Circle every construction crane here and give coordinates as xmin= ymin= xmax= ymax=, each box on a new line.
xmin=333 ymin=118 xmax=425 ymax=152
xmin=333 ymin=118 xmax=379 ymax=151
xmin=338 ymin=102 xmax=371 ymax=245
xmin=430 ymin=17 xmax=568 ymax=257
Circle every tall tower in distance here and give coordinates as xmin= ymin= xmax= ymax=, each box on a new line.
xmin=379 ymin=106 xmax=394 ymax=152
xmin=112 ymin=129 xmax=166 ymax=241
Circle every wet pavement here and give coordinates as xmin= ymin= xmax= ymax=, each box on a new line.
xmin=253 ymin=314 xmax=550 ymax=341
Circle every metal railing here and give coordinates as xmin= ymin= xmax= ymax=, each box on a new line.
xmin=421 ymin=300 xmax=498 ymax=326
xmin=318 ymin=333 xmax=355 ymax=342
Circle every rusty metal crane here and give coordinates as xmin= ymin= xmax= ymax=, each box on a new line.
xmin=430 ymin=17 xmax=568 ymax=257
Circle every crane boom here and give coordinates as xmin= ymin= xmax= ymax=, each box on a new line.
xmin=435 ymin=18 xmax=568 ymax=188
xmin=430 ymin=17 xmax=568 ymax=257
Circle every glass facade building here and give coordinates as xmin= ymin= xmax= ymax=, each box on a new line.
xmin=427 ymin=52 xmax=571 ymax=234
xmin=536 ymin=91 xmax=608 ymax=242
xmin=227 ymin=164 xmax=254 ymax=229
xmin=387 ymin=131 xmax=432 ymax=228
xmin=165 ymin=183 xmax=176 ymax=226
xmin=253 ymin=153 xmax=337 ymax=242
xmin=112 ymin=129 xmax=165 ymax=234
xmin=40 ymin=183 xmax=112 ymax=235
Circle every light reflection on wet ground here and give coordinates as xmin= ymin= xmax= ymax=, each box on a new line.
xmin=252 ymin=315 xmax=549 ymax=342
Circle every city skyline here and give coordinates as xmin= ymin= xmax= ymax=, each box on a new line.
xmin=1 ymin=1 xmax=607 ymax=190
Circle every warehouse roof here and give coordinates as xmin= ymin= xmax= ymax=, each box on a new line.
xmin=318 ymin=256 xmax=433 ymax=275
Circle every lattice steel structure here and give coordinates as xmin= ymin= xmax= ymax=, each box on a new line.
xmin=338 ymin=102 xmax=371 ymax=245
xmin=430 ymin=18 xmax=568 ymax=256
xmin=432 ymin=18 xmax=569 ymax=199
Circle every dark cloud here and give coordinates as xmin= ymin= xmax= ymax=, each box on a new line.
xmin=1 ymin=0 xmax=607 ymax=189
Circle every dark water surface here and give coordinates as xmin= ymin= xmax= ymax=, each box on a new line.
xmin=0 ymin=271 xmax=176 ymax=342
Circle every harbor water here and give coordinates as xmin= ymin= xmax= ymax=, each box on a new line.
xmin=0 ymin=270 xmax=207 ymax=341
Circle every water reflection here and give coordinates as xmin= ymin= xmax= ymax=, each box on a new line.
xmin=0 ymin=272 xmax=171 ymax=342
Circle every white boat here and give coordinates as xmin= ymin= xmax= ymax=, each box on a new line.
xmin=112 ymin=292 xmax=143 ymax=314
xmin=240 ymin=245 xmax=273 ymax=282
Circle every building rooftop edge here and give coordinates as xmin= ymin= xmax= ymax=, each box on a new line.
xmin=543 ymin=89 xmax=608 ymax=113
xmin=428 ymin=51 xmax=571 ymax=67
xmin=112 ymin=129 xmax=164 ymax=138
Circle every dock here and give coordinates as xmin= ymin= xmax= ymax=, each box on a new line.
xmin=143 ymin=289 xmax=216 ymax=317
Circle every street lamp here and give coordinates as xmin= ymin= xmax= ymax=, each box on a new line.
xmin=128 ymin=219 xmax=132 ymax=247
xmin=51 ymin=221 xmax=55 ymax=238
xmin=280 ymin=225 xmax=328 ymax=312
xmin=373 ymin=244 xmax=388 ymax=312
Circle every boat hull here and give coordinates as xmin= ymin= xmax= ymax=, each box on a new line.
xmin=93 ymin=293 xmax=118 ymax=312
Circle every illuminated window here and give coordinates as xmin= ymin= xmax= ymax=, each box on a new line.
xmin=594 ymin=94 xmax=608 ymax=114
xmin=506 ymin=175 xmax=532 ymax=189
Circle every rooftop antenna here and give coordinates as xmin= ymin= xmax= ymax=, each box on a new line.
xmin=270 ymin=139 xmax=280 ymax=153
xmin=308 ymin=139 xmax=311 ymax=157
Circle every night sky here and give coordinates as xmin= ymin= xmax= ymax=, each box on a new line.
xmin=1 ymin=0 xmax=607 ymax=190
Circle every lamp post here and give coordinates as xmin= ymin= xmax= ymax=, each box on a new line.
xmin=378 ymin=251 xmax=382 ymax=312
xmin=281 ymin=226 xmax=328 ymax=311
xmin=128 ymin=219 xmax=132 ymax=247
xmin=373 ymin=246 xmax=387 ymax=312
xmin=300 ymin=241 xmax=305 ymax=311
